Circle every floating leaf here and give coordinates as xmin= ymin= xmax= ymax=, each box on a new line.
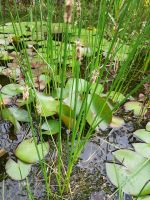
xmin=135 ymin=196 xmax=150 ymax=200
xmin=133 ymin=143 xmax=150 ymax=159
xmin=86 ymin=94 xmax=112 ymax=130
xmin=36 ymin=92 xmax=59 ymax=117
xmin=124 ymin=101 xmax=147 ymax=116
xmin=1 ymin=107 xmax=29 ymax=130
xmin=106 ymin=162 xmax=150 ymax=196
xmin=5 ymin=159 xmax=31 ymax=180
xmin=63 ymin=93 xmax=82 ymax=116
xmin=59 ymin=104 xmax=75 ymax=129
xmin=110 ymin=116 xmax=125 ymax=128
xmin=133 ymin=129 xmax=150 ymax=143
xmin=146 ymin=122 xmax=150 ymax=132
xmin=52 ymin=87 xmax=69 ymax=99
xmin=106 ymin=119 xmax=150 ymax=198
xmin=108 ymin=91 xmax=125 ymax=103
xmin=16 ymin=95 xmax=34 ymax=107
xmin=8 ymin=107 xmax=29 ymax=122
xmin=41 ymin=119 xmax=59 ymax=135
xmin=90 ymin=83 xmax=104 ymax=95
xmin=1 ymin=83 xmax=24 ymax=96
xmin=112 ymin=149 xmax=146 ymax=171
xmin=15 ymin=138 xmax=49 ymax=164
xmin=1 ymin=107 xmax=21 ymax=130
xmin=65 ymin=78 xmax=88 ymax=94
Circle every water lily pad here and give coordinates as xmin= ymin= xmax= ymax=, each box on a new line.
xmin=1 ymin=83 xmax=24 ymax=96
xmin=135 ymin=196 xmax=150 ymax=200
xmin=133 ymin=129 xmax=150 ymax=143
xmin=110 ymin=116 xmax=125 ymax=128
xmin=90 ymin=83 xmax=104 ymax=95
xmin=5 ymin=158 xmax=31 ymax=180
xmin=9 ymin=107 xmax=29 ymax=122
xmin=106 ymin=161 xmax=150 ymax=196
xmin=112 ymin=149 xmax=146 ymax=171
xmin=52 ymin=87 xmax=69 ymax=99
xmin=15 ymin=138 xmax=49 ymax=163
xmin=36 ymin=92 xmax=59 ymax=117
xmin=146 ymin=122 xmax=150 ymax=132
xmin=16 ymin=94 xmax=34 ymax=107
xmin=124 ymin=101 xmax=147 ymax=116
xmin=41 ymin=119 xmax=59 ymax=135
xmin=63 ymin=93 xmax=82 ymax=116
xmin=86 ymin=94 xmax=112 ymax=130
xmin=1 ymin=108 xmax=21 ymax=130
xmin=108 ymin=91 xmax=125 ymax=103
xmin=59 ymin=104 xmax=75 ymax=129
xmin=133 ymin=143 xmax=150 ymax=159
xmin=65 ymin=78 xmax=88 ymax=94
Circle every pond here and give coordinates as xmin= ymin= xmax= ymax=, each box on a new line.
xmin=0 ymin=1 xmax=150 ymax=200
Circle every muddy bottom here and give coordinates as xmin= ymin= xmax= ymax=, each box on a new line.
xmin=0 ymin=118 xmax=143 ymax=200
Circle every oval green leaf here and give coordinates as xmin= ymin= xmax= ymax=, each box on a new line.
xmin=133 ymin=129 xmax=150 ymax=143
xmin=124 ymin=101 xmax=147 ymax=116
xmin=15 ymin=138 xmax=49 ymax=163
xmin=36 ymin=92 xmax=59 ymax=117
xmin=1 ymin=84 xmax=24 ymax=96
xmin=133 ymin=143 xmax=150 ymax=159
xmin=110 ymin=116 xmax=125 ymax=128
xmin=113 ymin=149 xmax=146 ymax=171
xmin=106 ymin=162 xmax=150 ymax=196
xmin=60 ymin=104 xmax=76 ymax=129
xmin=5 ymin=159 xmax=31 ymax=181
xmin=86 ymin=94 xmax=112 ymax=130
xmin=41 ymin=119 xmax=59 ymax=135
xmin=65 ymin=78 xmax=88 ymax=94
xmin=146 ymin=122 xmax=150 ymax=132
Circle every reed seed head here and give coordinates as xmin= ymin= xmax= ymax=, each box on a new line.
xmin=76 ymin=0 xmax=81 ymax=19
xmin=76 ymin=38 xmax=82 ymax=63
xmin=64 ymin=0 xmax=74 ymax=23
xmin=23 ymin=85 xmax=30 ymax=101
xmin=91 ymin=69 xmax=99 ymax=83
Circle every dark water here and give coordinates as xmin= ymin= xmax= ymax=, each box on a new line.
xmin=0 ymin=119 xmax=136 ymax=200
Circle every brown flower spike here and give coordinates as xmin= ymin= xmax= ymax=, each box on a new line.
xmin=76 ymin=38 xmax=82 ymax=63
xmin=64 ymin=0 xmax=74 ymax=23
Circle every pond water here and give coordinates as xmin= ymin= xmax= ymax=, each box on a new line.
xmin=0 ymin=7 xmax=149 ymax=199
xmin=0 ymin=117 xmax=145 ymax=199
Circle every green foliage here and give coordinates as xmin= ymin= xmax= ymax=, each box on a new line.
xmin=1 ymin=84 xmax=24 ymax=96
xmin=5 ymin=158 xmax=31 ymax=181
xmin=106 ymin=122 xmax=150 ymax=198
xmin=36 ymin=92 xmax=59 ymax=117
xmin=124 ymin=101 xmax=147 ymax=116
xmin=86 ymin=93 xmax=112 ymax=130
xmin=0 ymin=0 xmax=149 ymax=198
xmin=41 ymin=119 xmax=59 ymax=135
xmin=15 ymin=137 xmax=49 ymax=164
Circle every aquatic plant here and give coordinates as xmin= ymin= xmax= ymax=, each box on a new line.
xmin=106 ymin=122 xmax=150 ymax=199
xmin=0 ymin=0 xmax=149 ymax=198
